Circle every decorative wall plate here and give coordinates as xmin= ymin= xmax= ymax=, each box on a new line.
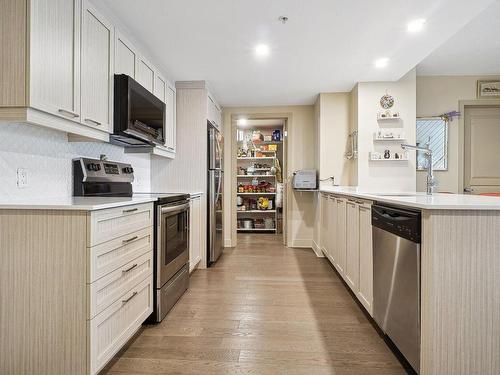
xmin=380 ymin=94 xmax=394 ymax=109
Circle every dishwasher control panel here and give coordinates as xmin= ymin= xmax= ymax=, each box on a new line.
xmin=371 ymin=204 xmax=421 ymax=243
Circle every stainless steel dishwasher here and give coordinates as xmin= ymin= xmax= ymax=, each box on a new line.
xmin=372 ymin=204 xmax=421 ymax=373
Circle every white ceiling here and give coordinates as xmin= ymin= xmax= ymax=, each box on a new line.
xmin=101 ymin=0 xmax=495 ymax=106
xmin=417 ymin=1 xmax=500 ymax=76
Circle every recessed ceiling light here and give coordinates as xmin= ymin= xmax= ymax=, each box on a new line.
xmin=374 ymin=57 xmax=389 ymax=68
xmin=237 ymin=118 xmax=248 ymax=126
xmin=407 ymin=18 xmax=426 ymax=33
xmin=255 ymin=44 xmax=270 ymax=57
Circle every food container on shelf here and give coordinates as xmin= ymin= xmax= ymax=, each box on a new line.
xmin=241 ymin=219 xmax=254 ymax=229
xmin=264 ymin=135 xmax=272 ymax=142
xmin=264 ymin=218 xmax=275 ymax=229
xmin=254 ymin=219 xmax=265 ymax=229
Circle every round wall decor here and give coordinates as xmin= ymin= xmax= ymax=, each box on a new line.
xmin=380 ymin=94 xmax=394 ymax=109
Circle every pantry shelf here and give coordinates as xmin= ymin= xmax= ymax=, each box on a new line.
xmin=237 ymin=175 xmax=275 ymax=178
xmin=237 ymin=192 xmax=276 ymax=195
xmin=237 ymin=210 xmax=276 ymax=213
xmin=237 ymin=157 xmax=275 ymax=160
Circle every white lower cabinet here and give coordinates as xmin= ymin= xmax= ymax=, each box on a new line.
xmin=319 ymin=193 xmax=373 ymax=316
xmin=357 ymin=201 xmax=373 ymax=314
xmin=345 ymin=199 xmax=360 ymax=292
xmin=334 ymin=197 xmax=347 ymax=274
xmin=327 ymin=194 xmax=337 ymax=263
xmin=320 ymin=193 xmax=329 ymax=254
xmin=88 ymin=203 xmax=154 ymax=374
xmin=90 ymin=276 xmax=153 ymax=374
xmin=189 ymin=194 xmax=203 ymax=272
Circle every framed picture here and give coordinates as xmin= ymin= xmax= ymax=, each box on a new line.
xmin=477 ymin=80 xmax=500 ymax=98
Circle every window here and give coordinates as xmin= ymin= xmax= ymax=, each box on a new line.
xmin=416 ymin=117 xmax=448 ymax=170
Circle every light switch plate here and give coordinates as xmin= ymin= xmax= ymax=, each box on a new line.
xmin=17 ymin=168 xmax=28 ymax=188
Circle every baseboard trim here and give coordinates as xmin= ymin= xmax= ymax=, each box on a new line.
xmin=312 ymin=240 xmax=324 ymax=257
xmin=289 ymin=238 xmax=313 ymax=248
xmin=224 ymin=238 xmax=233 ymax=248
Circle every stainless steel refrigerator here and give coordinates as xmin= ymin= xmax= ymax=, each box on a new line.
xmin=207 ymin=122 xmax=224 ymax=265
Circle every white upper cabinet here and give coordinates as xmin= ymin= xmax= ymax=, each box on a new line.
xmin=154 ymin=73 xmax=166 ymax=102
xmin=29 ymin=0 xmax=81 ymax=121
xmin=136 ymin=57 xmax=155 ymax=93
xmin=114 ymin=32 xmax=137 ymax=79
xmin=165 ymin=85 xmax=177 ymax=153
xmin=81 ymin=0 xmax=114 ymax=133
xmin=207 ymin=94 xmax=222 ymax=129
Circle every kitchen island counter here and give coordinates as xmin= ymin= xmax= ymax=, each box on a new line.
xmin=319 ymin=185 xmax=500 ymax=210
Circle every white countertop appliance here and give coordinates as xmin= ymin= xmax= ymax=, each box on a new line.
xmin=292 ymin=169 xmax=317 ymax=190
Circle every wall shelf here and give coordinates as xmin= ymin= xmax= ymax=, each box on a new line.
xmin=373 ymin=137 xmax=406 ymax=142
xmin=369 ymin=157 xmax=409 ymax=161
xmin=237 ymin=175 xmax=275 ymax=178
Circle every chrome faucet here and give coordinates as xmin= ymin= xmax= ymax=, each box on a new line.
xmin=401 ymin=143 xmax=436 ymax=195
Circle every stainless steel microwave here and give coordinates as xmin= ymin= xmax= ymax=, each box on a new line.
xmin=111 ymin=74 xmax=166 ymax=147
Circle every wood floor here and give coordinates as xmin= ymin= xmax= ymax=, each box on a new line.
xmin=102 ymin=234 xmax=406 ymax=375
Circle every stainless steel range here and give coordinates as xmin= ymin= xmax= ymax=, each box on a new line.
xmin=73 ymin=157 xmax=191 ymax=323
xmin=137 ymin=193 xmax=191 ymax=322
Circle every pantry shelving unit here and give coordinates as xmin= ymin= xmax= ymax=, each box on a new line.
xmin=236 ymin=124 xmax=284 ymax=234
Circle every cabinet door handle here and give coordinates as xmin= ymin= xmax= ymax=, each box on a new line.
xmin=122 ymin=291 xmax=138 ymax=304
xmin=122 ymin=236 xmax=138 ymax=244
xmin=84 ymin=118 xmax=101 ymax=126
xmin=58 ymin=109 xmax=79 ymax=118
xmin=123 ymin=208 xmax=138 ymax=213
xmin=122 ymin=263 xmax=138 ymax=273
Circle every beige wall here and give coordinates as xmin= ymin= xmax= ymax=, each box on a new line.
xmin=416 ymin=75 xmax=500 ymax=193
xmin=223 ymin=105 xmax=317 ymax=248
xmin=316 ymin=93 xmax=351 ymax=185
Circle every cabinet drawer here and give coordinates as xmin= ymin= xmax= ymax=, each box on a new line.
xmin=88 ymin=203 xmax=153 ymax=246
xmin=88 ymin=226 xmax=153 ymax=283
xmin=89 ymin=251 xmax=153 ymax=318
xmin=90 ymin=276 xmax=153 ymax=375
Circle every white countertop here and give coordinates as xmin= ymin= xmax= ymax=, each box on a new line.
xmin=0 ymin=196 xmax=158 ymax=211
xmin=0 ymin=191 xmax=203 ymax=211
xmin=319 ymin=186 xmax=500 ymax=210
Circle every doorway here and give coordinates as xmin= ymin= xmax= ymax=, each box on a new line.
xmin=462 ymin=104 xmax=500 ymax=194
xmin=233 ymin=117 xmax=288 ymax=245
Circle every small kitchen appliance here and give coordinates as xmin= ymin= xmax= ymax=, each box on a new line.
xmin=292 ymin=169 xmax=318 ymax=190
xmin=112 ymin=74 xmax=166 ymax=147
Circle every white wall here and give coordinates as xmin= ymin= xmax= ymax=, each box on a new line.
xmin=416 ymin=75 xmax=500 ymax=193
xmin=356 ymin=69 xmax=417 ymax=190
xmin=0 ymin=122 xmax=151 ymax=199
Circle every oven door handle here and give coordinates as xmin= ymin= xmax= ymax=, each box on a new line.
xmin=161 ymin=202 xmax=190 ymax=214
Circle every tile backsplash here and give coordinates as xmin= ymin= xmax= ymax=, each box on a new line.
xmin=0 ymin=122 xmax=151 ymax=199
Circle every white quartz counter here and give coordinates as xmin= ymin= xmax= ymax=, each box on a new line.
xmin=0 ymin=196 xmax=157 ymax=211
xmin=319 ymin=186 xmax=500 ymax=210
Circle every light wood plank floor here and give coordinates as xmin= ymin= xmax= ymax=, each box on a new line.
xmin=102 ymin=234 xmax=407 ymax=375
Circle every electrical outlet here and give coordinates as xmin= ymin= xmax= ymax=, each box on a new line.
xmin=17 ymin=168 xmax=28 ymax=188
